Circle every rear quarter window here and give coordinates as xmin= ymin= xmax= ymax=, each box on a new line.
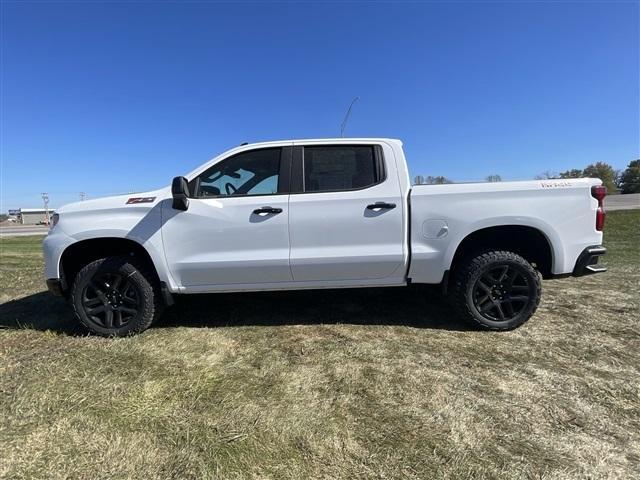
xmin=303 ymin=145 xmax=381 ymax=192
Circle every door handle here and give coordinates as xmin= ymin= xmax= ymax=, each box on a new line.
xmin=253 ymin=206 xmax=283 ymax=215
xmin=366 ymin=202 xmax=396 ymax=210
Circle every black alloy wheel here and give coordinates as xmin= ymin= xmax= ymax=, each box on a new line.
xmin=71 ymin=256 xmax=162 ymax=336
xmin=81 ymin=272 xmax=141 ymax=329
xmin=452 ymin=250 xmax=541 ymax=330
xmin=471 ymin=264 xmax=531 ymax=322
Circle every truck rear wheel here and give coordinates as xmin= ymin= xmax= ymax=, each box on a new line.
xmin=70 ymin=256 xmax=162 ymax=336
xmin=452 ymin=250 xmax=541 ymax=330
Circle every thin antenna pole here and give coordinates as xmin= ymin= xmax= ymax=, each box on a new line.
xmin=41 ymin=192 xmax=50 ymax=225
xmin=340 ymin=96 xmax=359 ymax=138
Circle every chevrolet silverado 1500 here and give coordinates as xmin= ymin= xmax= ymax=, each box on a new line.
xmin=43 ymin=138 xmax=607 ymax=336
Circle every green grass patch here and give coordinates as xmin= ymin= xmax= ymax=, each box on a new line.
xmin=603 ymin=209 xmax=640 ymax=266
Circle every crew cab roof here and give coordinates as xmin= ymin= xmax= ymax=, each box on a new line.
xmin=239 ymin=138 xmax=402 ymax=147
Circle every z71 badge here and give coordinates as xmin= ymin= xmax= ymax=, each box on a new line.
xmin=126 ymin=196 xmax=156 ymax=204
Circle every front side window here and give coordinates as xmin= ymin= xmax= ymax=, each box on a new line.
xmin=303 ymin=146 xmax=379 ymax=192
xmin=191 ymin=148 xmax=281 ymax=197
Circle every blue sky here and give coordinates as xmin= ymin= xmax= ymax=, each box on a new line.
xmin=1 ymin=1 xmax=638 ymax=209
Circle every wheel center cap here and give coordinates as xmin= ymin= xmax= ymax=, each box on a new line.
xmin=491 ymin=285 xmax=505 ymax=299
xmin=107 ymin=291 xmax=122 ymax=305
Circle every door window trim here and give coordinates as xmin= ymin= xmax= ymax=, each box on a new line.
xmin=290 ymin=144 xmax=386 ymax=195
xmin=187 ymin=147 xmax=292 ymax=199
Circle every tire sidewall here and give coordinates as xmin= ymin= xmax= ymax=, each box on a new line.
xmin=71 ymin=257 xmax=156 ymax=337
xmin=455 ymin=251 xmax=541 ymax=330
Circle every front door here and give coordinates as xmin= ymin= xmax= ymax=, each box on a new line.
xmin=288 ymin=143 xmax=405 ymax=282
xmin=162 ymin=147 xmax=292 ymax=288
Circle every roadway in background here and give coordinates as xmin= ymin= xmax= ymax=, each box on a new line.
xmin=0 ymin=225 xmax=50 ymax=237
xmin=606 ymin=193 xmax=640 ymax=211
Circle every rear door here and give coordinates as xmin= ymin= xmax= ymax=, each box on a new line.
xmin=288 ymin=142 xmax=405 ymax=282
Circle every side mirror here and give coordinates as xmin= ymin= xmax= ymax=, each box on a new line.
xmin=171 ymin=176 xmax=190 ymax=211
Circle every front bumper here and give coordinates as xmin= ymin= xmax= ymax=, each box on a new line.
xmin=42 ymin=227 xmax=75 ymax=296
xmin=572 ymin=245 xmax=607 ymax=277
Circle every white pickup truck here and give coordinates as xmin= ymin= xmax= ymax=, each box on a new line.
xmin=43 ymin=138 xmax=607 ymax=336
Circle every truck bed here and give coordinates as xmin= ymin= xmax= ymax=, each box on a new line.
xmin=408 ymin=179 xmax=602 ymax=283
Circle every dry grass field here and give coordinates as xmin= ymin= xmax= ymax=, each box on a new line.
xmin=1 ymin=210 xmax=638 ymax=479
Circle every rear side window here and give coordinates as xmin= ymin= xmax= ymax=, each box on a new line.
xmin=303 ymin=146 xmax=381 ymax=192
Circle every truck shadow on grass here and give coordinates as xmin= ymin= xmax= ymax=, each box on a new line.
xmin=0 ymin=286 xmax=472 ymax=335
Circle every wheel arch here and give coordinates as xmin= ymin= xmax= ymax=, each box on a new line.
xmin=447 ymin=224 xmax=556 ymax=281
xmin=59 ymin=237 xmax=162 ymax=292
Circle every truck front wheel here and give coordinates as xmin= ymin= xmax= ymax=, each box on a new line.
xmin=70 ymin=256 xmax=162 ymax=336
xmin=452 ymin=250 xmax=541 ymax=330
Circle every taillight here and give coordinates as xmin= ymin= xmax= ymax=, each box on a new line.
xmin=591 ymin=185 xmax=606 ymax=231
xmin=595 ymin=208 xmax=605 ymax=231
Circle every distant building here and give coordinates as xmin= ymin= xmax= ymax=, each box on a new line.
xmin=16 ymin=208 xmax=56 ymax=225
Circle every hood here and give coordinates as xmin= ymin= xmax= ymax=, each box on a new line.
xmin=53 ymin=187 xmax=171 ymax=240
xmin=56 ymin=187 xmax=170 ymax=214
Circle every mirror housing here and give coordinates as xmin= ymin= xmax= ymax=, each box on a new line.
xmin=171 ymin=176 xmax=190 ymax=211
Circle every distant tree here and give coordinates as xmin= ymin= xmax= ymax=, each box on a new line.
xmin=619 ymin=159 xmax=640 ymax=194
xmin=485 ymin=174 xmax=502 ymax=182
xmin=534 ymin=171 xmax=559 ymax=180
xmin=582 ymin=162 xmax=618 ymax=193
xmin=0 ymin=214 xmax=8 ymax=223
xmin=414 ymin=175 xmax=425 ymax=185
xmin=425 ymin=175 xmax=453 ymax=184
xmin=559 ymin=169 xmax=583 ymax=179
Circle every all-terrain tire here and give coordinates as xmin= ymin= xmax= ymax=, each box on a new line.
xmin=70 ymin=256 xmax=163 ymax=337
xmin=452 ymin=250 xmax=541 ymax=330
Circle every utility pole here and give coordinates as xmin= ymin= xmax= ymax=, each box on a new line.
xmin=41 ymin=192 xmax=50 ymax=225
xmin=340 ymin=96 xmax=359 ymax=138
xmin=79 ymin=192 xmax=86 ymax=201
